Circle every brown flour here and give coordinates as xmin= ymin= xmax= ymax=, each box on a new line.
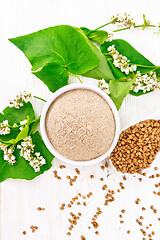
xmin=45 ymin=89 xmax=115 ymax=161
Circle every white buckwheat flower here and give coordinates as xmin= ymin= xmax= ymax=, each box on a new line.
xmin=17 ymin=136 xmax=46 ymax=172
xmin=0 ymin=142 xmax=16 ymax=165
xmin=130 ymin=71 xmax=160 ymax=93
xmin=108 ymin=45 xmax=137 ymax=75
xmin=19 ymin=119 xmax=27 ymax=131
xmin=98 ymin=79 xmax=110 ymax=95
xmin=9 ymin=91 xmax=32 ymax=109
xmin=0 ymin=120 xmax=10 ymax=135
xmin=110 ymin=13 xmax=135 ymax=27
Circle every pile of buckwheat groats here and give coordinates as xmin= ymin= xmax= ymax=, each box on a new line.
xmin=110 ymin=119 xmax=160 ymax=174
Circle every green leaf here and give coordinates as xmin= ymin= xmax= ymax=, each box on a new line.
xmin=0 ymin=102 xmax=35 ymax=143
xmin=101 ymin=39 xmax=156 ymax=78
xmin=29 ymin=116 xmax=40 ymax=135
xmin=15 ymin=125 xmax=29 ymax=143
xmin=109 ymin=75 xmax=136 ymax=110
xmin=0 ymin=102 xmax=35 ymax=125
xmin=107 ymin=60 xmax=132 ymax=80
xmin=82 ymin=39 xmax=115 ymax=81
xmin=0 ymin=131 xmax=54 ymax=182
xmin=129 ymin=89 xmax=153 ymax=96
xmin=33 ymin=63 xmax=69 ymax=92
xmin=80 ymin=27 xmax=108 ymax=45
xmin=9 ymin=25 xmax=99 ymax=92
xmin=155 ymin=67 xmax=160 ymax=78
xmin=15 ymin=116 xmax=30 ymax=143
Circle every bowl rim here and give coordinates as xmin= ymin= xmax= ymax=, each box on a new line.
xmin=40 ymin=83 xmax=120 ymax=166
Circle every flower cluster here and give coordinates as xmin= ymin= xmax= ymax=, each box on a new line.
xmin=110 ymin=13 xmax=135 ymax=27
xmin=98 ymin=79 xmax=110 ymax=95
xmin=0 ymin=120 xmax=10 ymax=135
xmin=108 ymin=45 xmax=137 ymax=75
xmin=9 ymin=91 xmax=32 ymax=109
xmin=0 ymin=143 xmax=16 ymax=165
xmin=154 ymin=23 xmax=160 ymax=35
xmin=130 ymin=71 xmax=160 ymax=93
xmin=19 ymin=119 xmax=27 ymax=131
xmin=17 ymin=136 xmax=46 ymax=172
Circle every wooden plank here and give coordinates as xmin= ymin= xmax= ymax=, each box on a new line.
xmin=1 ymin=0 xmax=160 ymax=239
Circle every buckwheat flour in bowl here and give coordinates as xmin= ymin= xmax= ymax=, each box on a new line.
xmin=41 ymin=84 xmax=120 ymax=165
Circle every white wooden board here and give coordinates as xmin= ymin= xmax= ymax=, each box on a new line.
xmin=1 ymin=0 xmax=160 ymax=239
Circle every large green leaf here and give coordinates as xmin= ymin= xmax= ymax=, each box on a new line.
xmin=80 ymin=27 xmax=108 ymax=45
xmin=101 ymin=39 xmax=157 ymax=79
xmin=9 ymin=25 xmax=99 ymax=92
xmin=0 ymin=131 xmax=53 ymax=182
xmin=34 ymin=63 xmax=69 ymax=92
xmin=0 ymin=102 xmax=35 ymax=142
xmin=82 ymin=40 xmax=115 ymax=81
xmin=109 ymin=75 xmax=136 ymax=110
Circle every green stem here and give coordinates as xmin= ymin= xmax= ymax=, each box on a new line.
xmin=94 ymin=22 xmax=110 ymax=30
xmin=113 ymin=24 xmax=156 ymax=33
xmin=94 ymin=21 xmax=156 ymax=32
xmin=69 ymin=72 xmax=83 ymax=83
xmin=30 ymin=116 xmax=41 ymax=124
xmin=129 ymin=63 xmax=157 ymax=69
xmin=10 ymin=116 xmax=41 ymax=129
xmin=33 ymin=96 xmax=46 ymax=102
xmin=27 ymin=116 xmax=30 ymax=125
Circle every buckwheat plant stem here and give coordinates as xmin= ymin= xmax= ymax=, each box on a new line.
xmin=69 ymin=72 xmax=83 ymax=83
xmin=94 ymin=22 xmax=110 ymax=30
xmin=10 ymin=116 xmax=41 ymax=129
xmin=33 ymin=96 xmax=46 ymax=102
xmin=95 ymin=23 xmax=156 ymax=32
xmin=113 ymin=24 xmax=156 ymax=33
xmin=129 ymin=63 xmax=157 ymax=68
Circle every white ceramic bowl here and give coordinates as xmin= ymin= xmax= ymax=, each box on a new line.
xmin=40 ymin=83 xmax=120 ymax=166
